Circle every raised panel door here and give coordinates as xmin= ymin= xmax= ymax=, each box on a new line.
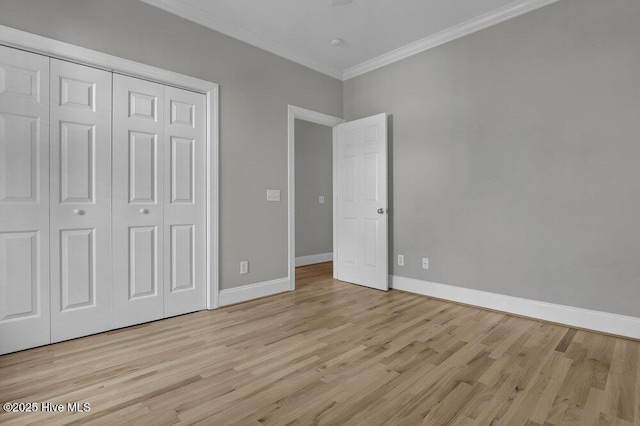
xmin=336 ymin=114 xmax=388 ymax=291
xmin=0 ymin=46 xmax=50 ymax=354
xmin=49 ymin=59 xmax=112 ymax=342
xmin=163 ymin=86 xmax=206 ymax=317
xmin=112 ymin=74 xmax=164 ymax=328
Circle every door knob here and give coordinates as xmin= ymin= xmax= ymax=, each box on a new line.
xmin=73 ymin=209 xmax=85 ymax=215
xmin=377 ymin=208 xmax=385 ymax=214
xmin=139 ymin=208 xmax=149 ymax=214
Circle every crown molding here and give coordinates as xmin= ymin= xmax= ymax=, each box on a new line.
xmin=139 ymin=0 xmax=343 ymax=80
xmin=342 ymin=0 xmax=560 ymax=80
xmin=140 ymin=0 xmax=559 ymax=82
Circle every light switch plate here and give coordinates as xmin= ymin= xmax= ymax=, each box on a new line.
xmin=266 ymin=189 xmax=280 ymax=202
xmin=319 ymin=196 xmax=325 ymax=204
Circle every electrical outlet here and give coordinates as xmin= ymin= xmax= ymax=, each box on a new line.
xmin=240 ymin=260 xmax=249 ymax=274
xmin=319 ymin=195 xmax=325 ymax=204
xmin=397 ymin=255 xmax=404 ymax=266
xmin=422 ymin=258 xmax=429 ymax=270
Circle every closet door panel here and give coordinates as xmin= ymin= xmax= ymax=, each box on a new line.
xmin=50 ymin=59 xmax=112 ymax=343
xmin=0 ymin=45 xmax=50 ymax=354
xmin=112 ymin=74 xmax=164 ymax=328
xmin=163 ymin=86 xmax=206 ymax=317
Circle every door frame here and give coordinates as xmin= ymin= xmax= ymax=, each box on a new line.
xmin=287 ymin=106 xmax=344 ymax=291
xmin=0 ymin=24 xmax=221 ymax=310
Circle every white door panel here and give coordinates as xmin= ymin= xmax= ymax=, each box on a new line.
xmin=0 ymin=46 xmax=50 ymax=354
xmin=112 ymin=74 xmax=164 ymax=328
xmin=336 ymin=113 xmax=388 ymax=291
xmin=163 ymin=86 xmax=206 ymax=317
xmin=50 ymin=59 xmax=112 ymax=343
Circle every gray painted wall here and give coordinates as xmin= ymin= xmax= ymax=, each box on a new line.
xmin=0 ymin=0 xmax=343 ymax=289
xmin=2 ymin=0 xmax=638 ymax=317
xmin=295 ymin=119 xmax=333 ymax=258
xmin=344 ymin=0 xmax=640 ymax=317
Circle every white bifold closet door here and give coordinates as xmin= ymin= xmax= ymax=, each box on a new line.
xmin=112 ymin=75 xmax=165 ymax=328
xmin=163 ymin=86 xmax=206 ymax=317
xmin=112 ymin=75 xmax=206 ymax=328
xmin=0 ymin=46 xmax=51 ymax=354
xmin=49 ymin=59 xmax=113 ymax=343
xmin=0 ymin=46 xmax=208 ymax=353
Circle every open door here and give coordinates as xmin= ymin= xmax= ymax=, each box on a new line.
xmin=335 ymin=113 xmax=388 ymax=291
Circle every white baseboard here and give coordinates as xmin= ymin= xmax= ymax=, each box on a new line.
xmin=219 ymin=278 xmax=290 ymax=307
xmin=391 ymin=275 xmax=640 ymax=340
xmin=295 ymin=252 xmax=333 ymax=267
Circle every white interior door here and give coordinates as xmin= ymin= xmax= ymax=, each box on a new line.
xmin=163 ymin=86 xmax=206 ymax=317
xmin=335 ymin=113 xmax=388 ymax=291
xmin=0 ymin=46 xmax=51 ymax=354
xmin=112 ymin=74 xmax=165 ymax=328
xmin=49 ymin=59 xmax=113 ymax=342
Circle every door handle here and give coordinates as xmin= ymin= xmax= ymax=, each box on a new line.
xmin=73 ymin=209 xmax=85 ymax=215
xmin=377 ymin=208 xmax=385 ymax=214
xmin=139 ymin=208 xmax=150 ymax=214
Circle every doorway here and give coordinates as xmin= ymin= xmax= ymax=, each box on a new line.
xmin=287 ymin=106 xmax=343 ymax=290
xmin=288 ymin=107 xmax=389 ymax=292
xmin=294 ymin=119 xmax=334 ymax=284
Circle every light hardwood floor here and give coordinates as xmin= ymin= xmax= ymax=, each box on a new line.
xmin=1 ymin=262 xmax=639 ymax=425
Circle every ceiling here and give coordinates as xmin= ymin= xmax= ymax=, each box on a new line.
xmin=139 ymin=0 xmax=555 ymax=80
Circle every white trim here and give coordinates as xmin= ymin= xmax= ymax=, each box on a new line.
xmin=0 ymin=25 xmax=220 ymax=311
xmin=218 ymin=278 xmax=290 ymax=307
xmin=139 ymin=0 xmax=343 ymax=80
xmin=295 ymin=252 xmax=333 ymax=267
xmin=391 ymin=275 xmax=640 ymax=340
xmin=342 ymin=0 xmax=560 ymax=80
xmin=134 ymin=0 xmax=554 ymax=82
xmin=288 ymin=106 xmax=344 ymax=292
xmin=331 ymin=127 xmax=338 ymax=280
xmin=206 ymin=86 xmax=220 ymax=310
xmin=0 ymin=25 xmax=218 ymax=93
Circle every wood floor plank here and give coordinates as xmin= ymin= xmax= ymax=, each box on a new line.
xmin=0 ymin=261 xmax=638 ymax=425
xmin=529 ymin=353 xmax=574 ymax=424
xmin=579 ymin=388 xmax=605 ymax=426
